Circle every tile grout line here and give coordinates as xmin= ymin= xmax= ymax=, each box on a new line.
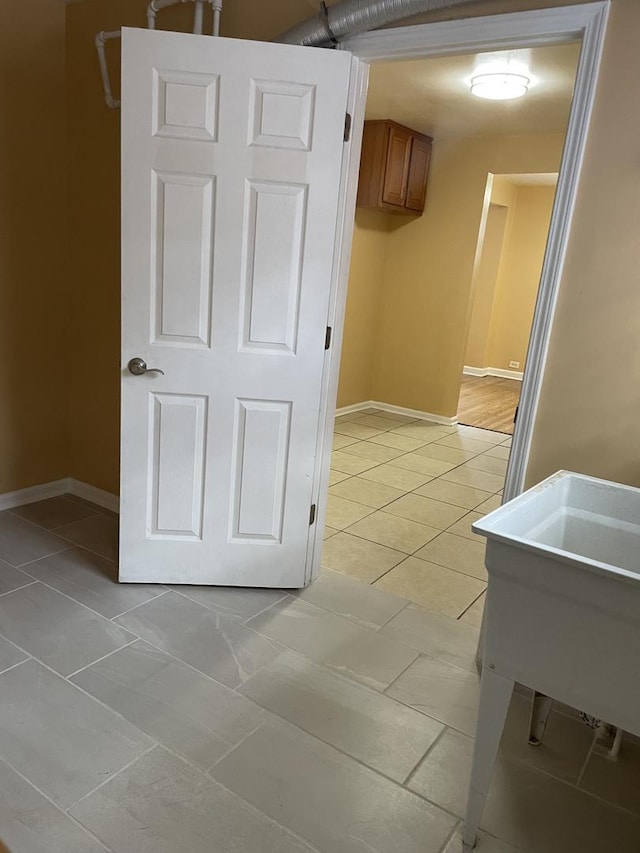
xmin=65 ymin=638 xmax=140 ymax=680
xmin=437 ymin=820 xmax=463 ymax=853
xmin=206 ymin=700 xmax=458 ymax=815
xmin=401 ymin=723 xmax=449 ymax=788
xmin=65 ymin=743 xmax=159 ymax=812
xmin=6 ymin=503 xmax=103 ymax=533
xmin=0 ymin=754 xmax=113 ymax=852
xmin=335 ymin=425 xmax=506 ymax=476
xmin=99 ymin=617 xmax=271 ymax=695
xmin=203 ymin=755 xmax=326 ymax=853
xmin=11 ymin=545 xmax=76 ymax=570
xmin=457 ymin=589 xmax=486 ymax=623
xmin=0 ymin=654 xmax=33 ymax=678
xmin=575 ymin=730 xmax=598 ymax=789
xmin=109 ymin=586 xmax=171 ymax=619
xmin=0 ymin=580 xmax=38 ymax=598
xmin=47 ymin=535 xmax=118 ymax=566
xmin=378 ymin=649 xmax=423 ymax=696
xmin=0 ymin=572 xmax=168 ymax=632
xmin=165 ymin=586 xmax=292 ymax=626
xmin=374 ymin=598 xmax=413 ymax=631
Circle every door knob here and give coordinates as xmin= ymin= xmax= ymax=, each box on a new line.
xmin=127 ymin=357 xmax=165 ymax=376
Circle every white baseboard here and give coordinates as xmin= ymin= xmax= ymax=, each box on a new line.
xmin=67 ymin=478 xmax=120 ymax=513
xmin=0 ymin=477 xmax=119 ymax=514
xmin=371 ymin=401 xmax=457 ymax=426
xmin=463 ymin=366 xmax=523 ymax=381
xmin=334 ymin=401 xmax=371 ymax=417
xmin=0 ymin=478 xmax=72 ymax=512
xmin=335 ymin=399 xmax=457 ymax=426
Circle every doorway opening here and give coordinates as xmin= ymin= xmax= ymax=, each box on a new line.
xmin=458 ymin=171 xmax=560 ymax=435
xmin=321 ymin=42 xmax=579 ymax=613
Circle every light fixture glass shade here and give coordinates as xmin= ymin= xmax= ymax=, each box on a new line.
xmin=470 ymin=72 xmax=530 ymax=100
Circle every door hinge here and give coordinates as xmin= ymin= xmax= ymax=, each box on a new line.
xmin=324 ymin=326 xmax=332 ymax=350
xmin=309 ymin=504 xmax=317 ymax=526
xmin=344 ymin=112 xmax=352 ymax=142
xmin=513 ymin=405 xmax=519 ymax=424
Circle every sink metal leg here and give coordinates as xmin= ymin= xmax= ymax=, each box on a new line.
xmin=463 ymin=667 xmax=514 ymax=851
xmin=608 ymin=727 xmax=623 ymax=760
xmin=475 ymin=603 xmax=487 ymax=673
xmin=528 ymin=691 xmax=553 ymax=745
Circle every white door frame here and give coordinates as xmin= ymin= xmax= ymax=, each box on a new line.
xmin=307 ymin=2 xmax=610 ymax=580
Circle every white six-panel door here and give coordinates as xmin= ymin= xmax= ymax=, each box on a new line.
xmin=120 ymin=28 xmax=352 ymax=585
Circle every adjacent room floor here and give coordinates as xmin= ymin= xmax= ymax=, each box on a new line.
xmin=0 ymin=483 xmax=639 ymax=851
xmin=456 ymin=375 xmax=521 ymax=434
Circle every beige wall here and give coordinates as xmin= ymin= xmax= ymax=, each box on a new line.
xmin=464 ymin=203 xmax=509 ymax=369
xmin=526 ymin=0 xmax=640 ymax=488
xmin=337 ymin=211 xmax=391 ymax=408
xmin=465 ymin=182 xmax=555 ymax=373
xmin=369 ymin=133 xmax=564 ymax=415
xmin=486 ymin=184 xmax=556 ymax=371
xmin=61 ymin=0 xmax=640 ymax=495
xmin=66 ymin=0 xmax=199 ymax=494
xmin=0 ymin=1 xmax=69 ymax=493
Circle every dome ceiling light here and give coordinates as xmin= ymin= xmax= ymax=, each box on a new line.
xmin=470 ymin=71 xmax=531 ymax=101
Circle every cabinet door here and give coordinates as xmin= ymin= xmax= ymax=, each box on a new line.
xmin=406 ymin=137 xmax=432 ymax=212
xmin=381 ymin=125 xmax=412 ymax=207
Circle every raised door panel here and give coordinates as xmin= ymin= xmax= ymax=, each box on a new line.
xmin=148 ymin=393 xmax=208 ymax=539
xmin=406 ymin=137 xmax=432 ymax=212
xmin=240 ymin=181 xmax=307 ymax=354
xmin=381 ymin=125 xmax=411 ymax=207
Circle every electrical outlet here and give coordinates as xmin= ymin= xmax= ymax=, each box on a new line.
xmin=509 ymin=360 xmax=520 ymax=369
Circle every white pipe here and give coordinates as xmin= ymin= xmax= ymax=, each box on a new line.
xmin=210 ymin=0 xmax=222 ymax=36
xmin=147 ymin=0 xmax=194 ymax=31
xmin=193 ymin=0 xmax=205 ymax=34
xmin=95 ymin=30 xmax=122 ymax=109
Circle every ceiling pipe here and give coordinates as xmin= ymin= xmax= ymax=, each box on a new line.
xmin=276 ymin=0 xmax=483 ymax=46
xmin=147 ymin=0 xmax=197 ymax=31
xmin=95 ymin=30 xmax=122 ymax=109
xmin=193 ymin=0 xmax=205 ymax=33
xmin=211 ymin=0 xmax=223 ymax=36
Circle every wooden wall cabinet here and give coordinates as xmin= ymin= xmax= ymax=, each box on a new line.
xmin=357 ymin=120 xmax=432 ymax=215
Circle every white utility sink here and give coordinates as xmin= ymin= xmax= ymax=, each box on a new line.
xmin=461 ymin=471 xmax=640 ymax=851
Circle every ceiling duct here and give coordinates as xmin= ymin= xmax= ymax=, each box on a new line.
xmin=276 ymin=0 xmax=483 ymax=47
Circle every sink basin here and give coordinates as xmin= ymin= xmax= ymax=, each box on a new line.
xmin=474 ymin=470 xmax=640 ymax=582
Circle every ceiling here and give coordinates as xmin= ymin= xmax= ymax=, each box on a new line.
xmin=365 ymin=43 xmax=581 ymax=139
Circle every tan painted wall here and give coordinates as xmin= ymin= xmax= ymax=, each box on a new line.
xmin=337 ymin=211 xmax=391 ymax=408
xmin=486 ymin=185 xmax=556 ymax=371
xmin=0 ymin=1 xmax=69 ymax=493
xmin=465 ymin=182 xmax=555 ymax=372
xmin=66 ymin=0 xmax=200 ymax=494
xmin=64 ymin=0 xmax=640 ymax=494
xmin=369 ymin=133 xmax=564 ymax=415
xmin=464 ymin=203 xmax=509 ymax=369
xmin=525 ymin=0 xmax=640 ymax=488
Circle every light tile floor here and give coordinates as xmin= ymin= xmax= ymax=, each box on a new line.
xmin=326 ymin=408 xmax=510 ymax=616
xmin=0 ymin=479 xmax=639 ymax=850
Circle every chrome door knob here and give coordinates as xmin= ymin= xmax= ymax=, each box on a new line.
xmin=127 ymin=357 xmax=165 ymax=376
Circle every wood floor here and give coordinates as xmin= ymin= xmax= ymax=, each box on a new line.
xmin=457 ymin=375 xmax=521 ymax=434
